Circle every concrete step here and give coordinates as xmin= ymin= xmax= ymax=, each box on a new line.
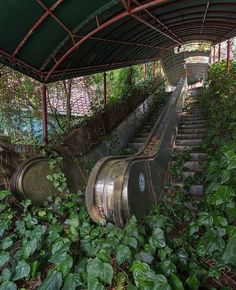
xmin=128 ymin=142 xmax=143 ymax=149
xmin=131 ymin=137 xmax=146 ymax=143
xmin=177 ymin=134 xmax=206 ymax=140
xmin=180 ymin=124 xmax=206 ymax=129
xmin=181 ymin=120 xmax=206 ymax=125
xmin=182 ymin=171 xmax=196 ymax=178
xmin=174 ymin=145 xmax=199 ymax=152
xmin=189 ymin=153 xmax=207 ymax=161
xmin=184 ymin=161 xmax=204 ymax=172
xmin=189 ymin=185 xmax=203 ymax=197
xmin=178 ymin=128 xmax=207 ymax=134
xmin=176 ymin=139 xmax=203 ymax=146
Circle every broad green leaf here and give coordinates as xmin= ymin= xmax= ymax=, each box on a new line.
xmin=0 ymin=252 xmax=9 ymax=267
xmin=189 ymin=222 xmax=199 ymax=236
xmin=22 ymin=239 xmax=37 ymax=259
xmin=149 ymin=228 xmax=166 ymax=249
xmin=186 ymin=275 xmax=200 ymax=290
xmin=123 ymin=236 xmax=138 ymax=249
xmin=153 ymin=274 xmax=171 ymax=290
xmin=135 ymin=251 xmax=154 ymax=265
xmin=13 ymin=260 xmax=30 ymax=281
xmin=169 ymin=273 xmax=184 ymax=290
xmin=198 ymin=212 xmax=213 ymax=226
xmin=1 ymin=267 xmax=12 ymax=281
xmin=62 ymin=273 xmax=82 ymax=290
xmin=59 ymin=255 xmax=73 ymax=278
xmin=0 ymin=281 xmax=17 ymax=290
xmin=160 ymin=260 xmax=177 ymax=276
xmin=226 ymin=225 xmax=236 ymax=238
xmin=221 ymin=236 xmax=236 ymax=267
xmin=87 ymin=258 xmax=113 ymax=285
xmin=199 ymin=230 xmax=225 ymax=254
xmin=213 ymin=216 xmax=228 ymax=227
xmin=115 ymin=245 xmax=131 ymax=265
xmin=87 ymin=277 xmax=105 ymax=290
xmin=2 ymin=237 xmax=13 ymax=250
xmin=38 ymin=270 xmax=63 ymax=290
xmin=207 ymin=185 xmax=235 ymax=206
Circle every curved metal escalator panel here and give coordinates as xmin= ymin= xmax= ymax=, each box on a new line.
xmin=86 ymin=78 xmax=187 ymax=227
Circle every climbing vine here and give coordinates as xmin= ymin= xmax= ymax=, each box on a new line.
xmin=0 ymin=61 xmax=235 ymax=289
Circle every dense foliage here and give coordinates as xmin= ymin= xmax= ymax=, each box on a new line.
xmin=0 ymin=61 xmax=235 ymax=289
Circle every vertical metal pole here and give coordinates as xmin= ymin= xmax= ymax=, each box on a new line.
xmin=144 ymin=63 xmax=147 ymax=79
xmin=218 ymin=43 xmax=221 ymax=62
xmin=209 ymin=47 xmax=212 ymax=64
xmin=213 ymin=45 xmax=216 ymax=63
xmin=42 ymin=84 xmax=48 ymax=145
xmin=104 ymin=72 xmax=107 ymax=108
xmin=153 ymin=62 xmax=156 ymax=78
xmin=226 ymin=39 xmax=231 ymax=74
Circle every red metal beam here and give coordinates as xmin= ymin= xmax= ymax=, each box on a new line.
xmin=131 ymin=0 xmax=183 ymax=44
xmin=200 ymin=1 xmax=210 ymax=34
xmin=213 ymin=45 xmax=216 ymax=63
xmin=226 ymin=39 xmax=231 ymax=73
xmin=36 ymin=0 xmax=76 ymax=44
xmin=104 ymin=72 xmax=107 ymax=108
xmin=12 ymin=0 xmax=64 ymax=57
xmin=42 ymin=85 xmax=48 ymax=144
xmin=44 ymin=0 xmax=170 ymax=81
xmin=218 ymin=43 xmax=221 ymax=62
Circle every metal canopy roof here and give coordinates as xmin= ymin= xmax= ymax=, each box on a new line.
xmin=0 ymin=0 xmax=236 ymax=83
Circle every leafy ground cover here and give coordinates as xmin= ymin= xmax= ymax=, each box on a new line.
xmin=0 ymin=61 xmax=236 ymax=289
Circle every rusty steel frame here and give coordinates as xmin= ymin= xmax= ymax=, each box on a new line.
xmin=226 ymin=39 xmax=231 ymax=73
xmin=12 ymin=0 xmax=64 ymax=57
xmin=218 ymin=43 xmax=221 ymax=62
xmin=42 ymin=85 xmax=48 ymax=144
xmin=44 ymin=0 xmax=174 ymax=82
xmin=200 ymin=1 xmax=210 ymax=34
xmin=131 ymin=0 xmax=183 ymax=44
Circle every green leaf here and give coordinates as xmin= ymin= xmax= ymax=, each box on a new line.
xmin=123 ymin=236 xmax=138 ymax=249
xmin=59 ymin=255 xmax=73 ymax=278
xmin=87 ymin=277 xmax=105 ymax=290
xmin=189 ymin=222 xmax=199 ymax=236
xmin=221 ymin=236 xmax=236 ymax=267
xmin=87 ymin=258 xmax=113 ymax=285
xmin=2 ymin=237 xmax=13 ymax=250
xmin=153 ymin=274 xmax=171 ymax=290
xmin=207 ymin=185 xmax=235 ymax=206
xmin=198 ymin=212 xmax=213 ymax=226
xmin=0 ymin=251 xmax=9 ymax=267
xmin=135 ymin=251 xmax=154 ymax=265
xmin=115 ymin=245 xmax=131 ymax=265
xmin=199 ymin=230 xmax=225 ymax=254
xmin=22 ymin=239 xmax=37 ymax=259
xmin=1 ymin=268 xmax=12 ymax=282
xmin=13 ymin=260 xmax=30 ymax=281
xmin=0 ymin=281 xmax=17 ymax=290
xmin=38 ymin=270 xmax=63 ymax=290
xmin=160 ymin=260 xmax=177 ymax=276
xmin=62 ymin=273 xmax=82 ymax=290
xmin=149 ymin=228 xmax=166 ymax=249
xmin=169 ymin=273 xmax=184 ymax=290
xmin=186 ymin=275 xmax=200 ymax=290
xmin=213 ymin=216 xmax=228 ymax=227
xmin=226 ymin=225 xmax=236 ymax=238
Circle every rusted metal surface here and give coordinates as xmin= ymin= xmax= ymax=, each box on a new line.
xmin=86 ymin=78 xmax=187 ymax=227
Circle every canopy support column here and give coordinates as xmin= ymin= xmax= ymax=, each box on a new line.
xmin=218 ymin=43 xmax=221 ymax=62
xmin=209 ymin=47 xmax=212 ymax=65
xmin=104 ymin=72 xmax=107 ymax=108
xmin=42 ymin=85 xmax=48 ymax=145
xmin=213 ymin=45 xmax=216 ymax=63
xmin=226 ymin=39 xmax=231 ymax=73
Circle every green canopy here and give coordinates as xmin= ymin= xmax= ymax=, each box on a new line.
xmin=0 ymin=0 xmax=235 ymax=83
